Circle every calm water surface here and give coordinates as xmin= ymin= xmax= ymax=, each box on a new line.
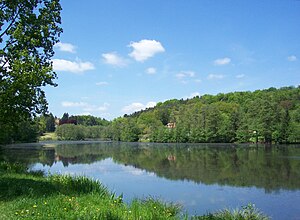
xmin=1 ymin=142 xmax=300 ymax=219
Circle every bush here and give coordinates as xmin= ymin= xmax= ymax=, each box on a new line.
xmin=55 ymin=124 xmax=109 ymax=140
xmin=55 ymin=124 xmax=85 ymax=140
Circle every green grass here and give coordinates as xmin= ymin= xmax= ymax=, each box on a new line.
xmin=39 ymin=132 xmax=57 ymax=141
xmin=0 ymin=162 xmax=181 ymax=219
xmin=191 ymin=204 xmax=269 ymax=220
xmin=0 ymin=161 xmax=269 ymax=219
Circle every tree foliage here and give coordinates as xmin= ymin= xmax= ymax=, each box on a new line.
xmin=0 ymin=0 xmax=62 ymax=143
xmin=55 ymin=86 xmax=300 ymax=144
xmin=12 ymin=142 xmax=299 ymax=192
xmin=36 ymin=113 xmax=55 ymax=133
xmin=55 ymin=124 xmax=110 ymax=141
xmin=107 ymin=86 xmax=300 ymax=143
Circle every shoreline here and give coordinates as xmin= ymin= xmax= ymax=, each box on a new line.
xmin=0 ymin=161 xmax=270 ymax=219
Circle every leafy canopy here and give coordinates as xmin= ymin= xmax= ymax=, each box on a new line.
xmin=0 ymin=0 xmax=62 ymax=143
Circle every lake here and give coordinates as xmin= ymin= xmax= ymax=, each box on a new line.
xmin=1 ymin=141 xmax=300 ymax=219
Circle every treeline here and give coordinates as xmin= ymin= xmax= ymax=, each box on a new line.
xmin=55 ymin=114 xmax=110 ymax=140
xmin=123 ymin=86 xmax=300 ymax=143
xmin=58 ymin=113 xmax=110 ymax=126
xmin=4 ymin=86 xmax=299 ymax=144
xmin=56 ymin=86 xmax=300 ymax=144
xmin=6 ymin=142 xmax=299 ymax=191
xmin=56 ymin=124 xmax=110 ymax=141
xmin=0 ymin=113 xmax=109 ymax=144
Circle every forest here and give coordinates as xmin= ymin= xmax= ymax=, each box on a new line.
xmin=53 ymin=86 xmax=300 ymax=144
xmin=2 ymin=86 xmax=299 ymax=144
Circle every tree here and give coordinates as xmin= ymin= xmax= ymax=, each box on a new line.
xmin=45 ymin=113 xmax=55 ymax=132
xmin=61 ymin=113 xmax=69 ymax=121
xmin=85 ymin=86 xmax=300 ymax=144
xmin=0 ymin=0 xmax=62 ymax=143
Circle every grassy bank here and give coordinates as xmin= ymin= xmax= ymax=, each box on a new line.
xmin=0 ymin=162 xmax=269 ymax=219
xmin=39 ymin=132 xmax=57 ymax=141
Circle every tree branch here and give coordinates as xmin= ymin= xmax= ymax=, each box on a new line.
xmin=0 ymin=8 xmax=20 ymax=39
xmin=0 ymin=58 xmax=9 ymax=70
xmin=1 ymin=38 xmax=17 ymax=51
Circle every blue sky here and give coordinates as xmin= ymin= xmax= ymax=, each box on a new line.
xmin=47 ymin=0 xmax=300 ymax=120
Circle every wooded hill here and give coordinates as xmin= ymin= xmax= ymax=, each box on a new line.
xmin=56 ymin=86 xmax=300 ymax=144
xmin=108 ymin=86 xmax=300 ymax=143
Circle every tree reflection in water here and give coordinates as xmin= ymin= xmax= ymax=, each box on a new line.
xmin=1 ymin=142 xmax=300 ymax=192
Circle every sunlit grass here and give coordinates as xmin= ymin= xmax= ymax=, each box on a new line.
xmin=191 ymin=204 xmax=269 ymax=220
xmin=0 ymin=162 xmax=269 ymax=219
xmin=39 ymin=132 xmax=57 ymax=141
xmin=0 ymin=162 xmax=181 ymax=219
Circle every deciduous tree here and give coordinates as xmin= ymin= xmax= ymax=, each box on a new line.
xmin=0 ymin=0 xmax=62 ymax=143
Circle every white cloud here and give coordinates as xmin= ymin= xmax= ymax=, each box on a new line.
xmin=97 ymin=103 xmax=110 ymax=112
xmin=102 ymin=52 xmax=127 ymax=67
xmin=183 ymin=92 xmax=200 ymax=99
xmin=79 ymin=112 xmax=92 ymax=116
xmin=287 ymin=55 xmax=297 ymax=62
xmin=176 ymin=71 xmax=195 ymax=79
xmin=207 ymin=74 xmax=225 ymax=80
xmin=175 ymin=71 xmax=196 ymax=84
xmin=61 ymin=101 xmax=88 ymax=107
xmin=83 ymin=103 xmax=110 ymax=112
xmin=61 ymin=101 xmax=110 ymax=113
xmin=122 ymin=103 xmax=144 ymax=114
xmin=52 ymin=59 xmax=95 ymax=73
xmin=236 ymin=74 xmax=245 ymax=79
xmin=214 ymin=57 xmax=231 ymax=65
xmin=146 ymin=101 xmax=156 ymax=108
xmin=122 ymin=166 xmax=144 ymax=176
xmin=96 ymin=81 xmax=109 ymax=86
xmin=54 ymin=42 xmax=76 ymax=53
xmin=128 ymin=39 xmax=165 ymax=62
xmin=146 ymin=67 xmax=157 ymax=74
xmin=195 ymin=79 xmax=202 ymax=83
xmin=122 ymin=101 xmax=156 ymax=114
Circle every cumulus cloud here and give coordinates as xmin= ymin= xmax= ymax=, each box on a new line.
xmin=214 ymin=57 xmax=231 ymax=65
xmin=54 ymin=42 xmax=76 ymax=53
xmin=102 ymin=52 xmax=127 ymax=67
xmin=122 ymin=166 xmax=144 ymax=176
xmin=61 ymin=101 xmax=110 ymax=113
xmin=96 ymin=81 xmax=109 ymax=86
xmin=236 ymin=74 xmax=245 ymax=79
xmin=146 ymin=102 xmax=157 ymax=108
xmin=61 ymin=101 xmax=88 ymax=107
xmin=122 ymin=101 xmax=156 ymax=114
xmin=207 ymin=74 xmax=225 ymax=80
xmin=98 ymin=103 xmax=110 ymax=112
xmin=287 ymin=55 xmax=297 ymax=62
xmin=175 ymin=71 xmax=196 ymax=83
xmin=52 ymin=59 xmax=95 ymax=73
xmin=183 ymin=92 xmax=200 ymax=99
xmin=146 ymin=67 xmax=157 ymax=74
xmin=128 ymin=39 xmax=165 ymax=62
xmin=176 ymin=71 xmax=195 ymax=79
xmin=83 ymin=103 xmax=110 ymax=112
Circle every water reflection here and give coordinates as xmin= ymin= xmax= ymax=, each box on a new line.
xmin=1 ymin=142 xmax=300 ymax=219
xmin=1 ymin=142 xmax=300 ymax=192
